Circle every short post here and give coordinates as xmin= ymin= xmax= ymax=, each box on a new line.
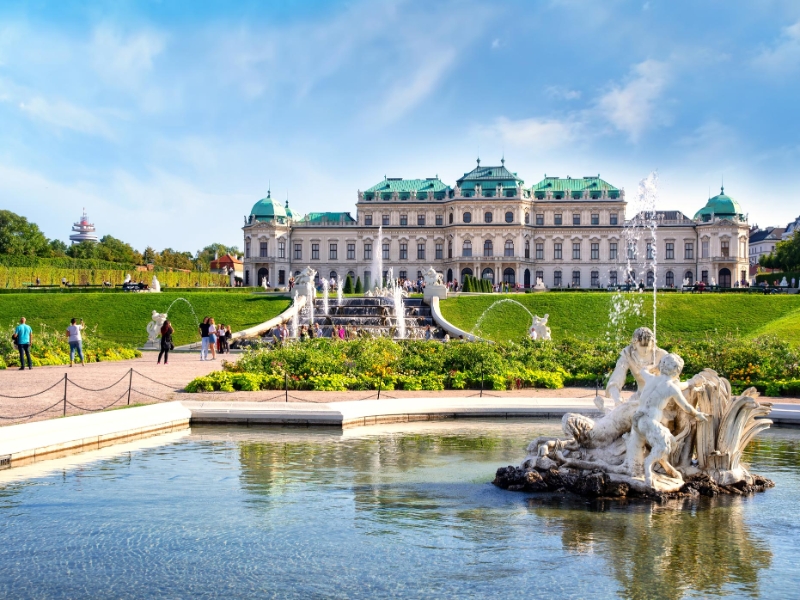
xmin=127 ymin=368 xmax=133 ymax=406
xmin=377 ymin=377 xmax=382 ymax=400
xmin=285 ymin=373 xmax=288 ymax=403
xmin=62 ymin=373 xmax=68 ymax=416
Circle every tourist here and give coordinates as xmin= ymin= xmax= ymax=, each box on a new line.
xmin=223 ymin=325 xmax=232 ymax=352
xmin=157 ymin=320 xmax=174 ymax=365
xmin=208 ymin=318 xmax=218 ymax=360
xmin=12 ymin=317 xmax=33 ymax=370
xmin=337 ymin=325 xmax=346 ymax=340
xmin=35 ymin=276 xmax=40 ymax=286
xmin=300 ymin=325 xmax=309 ymax=341
xmin=313 ymin=323 xmax=323 ymax=338
xmin=61 ymin=277 xmax=67 ymax=286
xmin=280 ymin=323 xmax=289 ymax=343
xmin=424 ymin=325 xmax=433 ymax=341
xmin=66 ymin=318 xmax=85 ymax=367
xmin=288 ymin=276 xmax=295 ymax=291
xmin=199 ymin=317 xmax=211 ymax=360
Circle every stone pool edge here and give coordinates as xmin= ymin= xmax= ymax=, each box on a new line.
xmin=2 ymin=398 xmax=798 ymax=471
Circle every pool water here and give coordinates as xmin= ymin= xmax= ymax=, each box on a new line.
xmin=1 ymin=420 xmax=799 ymax=599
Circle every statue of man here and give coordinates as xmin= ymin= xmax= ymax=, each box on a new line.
xmin=625 ymin=353 xmax=709 ymax=488
xmin=601 ymin=327 xmax=667 ymax=408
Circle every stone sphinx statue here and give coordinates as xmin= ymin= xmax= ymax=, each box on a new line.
xmin=498 ymin=347 xmax=774 ymax=497
xmin=423 ymin=266 xmax=444 ymax=288
xmin=146 ymin=310 xmax=168 ymax=345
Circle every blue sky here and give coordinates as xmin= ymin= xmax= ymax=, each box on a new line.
xmin=1 ymin=0 xmax=799 ymax=252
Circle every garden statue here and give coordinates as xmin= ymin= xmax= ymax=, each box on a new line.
xmin=599 ymin=327 xmax=667 ymax=409
xmin=293 ymin=266 xmax=317 ymax=297
xmin=423 ymin=266 xmax=444 ymax=288
xmin=229 ymin=268 xmax=236 ymax=287
xmin=150 ymin=275 xmax=161 ymax=293
xmin=423 ymin=265 xmax=447 ymax=301
xmin=124 ymin=273 xmax=132 ymax=284
xmin=146 ymin=310 xmax=168 ymax=345
xmin=528 ymin=314 xmax=551 ymax=341
xmin=262 ymin=277 xmax=268 ymax=290
xmin=780 ymin=276 xmax=788 ymax=287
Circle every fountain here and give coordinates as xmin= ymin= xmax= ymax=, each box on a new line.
xmin=337 ymin=281 xmax=344 ymax=305
xmin=391 ymin=276 xmax=406 ymax=339
xmin=370 ymin=226 xmax=383 ymax=289
xmin=472 ymin=298 xmax=536 ymax=337
xmin=532 ymin=277 xmax=547 ymax=292
xmin=306 ymin=280 xmax=315 ymax=328
xmin=321 ymin=279 xmax=330 ymax=316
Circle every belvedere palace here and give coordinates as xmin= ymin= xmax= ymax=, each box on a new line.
xmin=242 ymin=160 xmax=750 ymax=290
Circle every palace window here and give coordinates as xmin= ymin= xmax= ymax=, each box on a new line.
xmin=400 ymin=215 xmax=408 ymax=226
xmin=591 ymin=243 xmax=599 ymax=260
xmin=436 ymin=215 xmax=443 ymax=226
xmin=294 ymin=243 xmax=302 ymax=260
xmin=383 ymin=243 xmax=390 ymax=260
xmin=245 ymin=241 xmax=250 ymax=259
xmin=382 ymin=215 xmax=390 ymax=226
xmin=347 ymin=243 xmax=355 ymax=260
xmin=462 ymin=240 xmax=472 ymax=257
xmin=525 ymin=212 xmax=530 ymax=224
xmin=449 ymin=213 xmax=454 ymax=224
xmin=702 ymin=240 xmax=709 ymax=258
xmin=591 ymin=214 xmax=599 ymax=225
xmin=417 ymin=243 xmax=425 ymax=260
xmin=536 ymin=214 xmax=544 ymax=226
xmin=363 ymin=243 xmax=372 ymax=260
xmin=400 ymin=243 xmax=408 ymax=260
xmin=666 ymin=271 xmax=674 ymax=287
xmin=701 ymin=270 xmax=708 ymax=284
xmin=505 ymin=211 xmax=514 ymax=223
xmin=609 ymin=242 xmax=617 ymax=260
xmin=278 ymin=270 xmax=285 ymax=285
xmin=484 ymin=211 xmax=493 ymax=223
xmin=554 ymin=243 xmax=562 ymax=260
xmin=535 ymin=243 xmax=543 ymax=260
xmin=364 ymin=214 xmax=373 ymax=226
xmin=504 ymin=240 xmax=514 ymax=257
xmin=399 ymin=270 xmax=407 ymax=280
xmin=463 ymin=212 xmax=472 ymax=223
xmin=554 ymin=270 xmax=562 ymax=287
xmin=329 ymin=244 xmax=337 ymax=260
xmin=536 ymin=270 xmax=543 ymax=282
xmin=647 ymin=271 xmax=654 ymax=287
xmin=610 ymin=271 xmax=618 ymax=286
xmin=665 ymin=242 xmax=674 ymax=260
xmin=259 ymin=241 xmax=268 ymax=258
xmin=685 ymin=242 xmax=694 ymax=260
xmin=610 ymin=213 xmax=618 ymax=225
xmin=484 ymin=240 xmax=493 ymax=257
xmin=554 ymin=214 xmax=562 ymax=225
xmin=573 ymin=214 xmax=581 ymax=225
xmin=646 ymin=242 xmax=653 ymax=260
xmin=591 ymin=270 xmax=599 ymax=287
xmin=721 ymin=240 xmax=729 ymax=257
xmin=448 ymin=241 xmax=452 ymax=259
xmin=418 ymin=214 xmax=426 ymax=226
xmin=278 ymin=241 xmax=285 ymax=259
xmin=311 ymin=243 xmax=319 ymax=260
xmin=435 ymin=243 xmax=443 ymax=259
xmin=628 ymin=243 xmax=636 ymax=260
xmin=572 ymin=242 xmax=581 ymax=260
xmin=572 ymin=270 xmax=581 ymax=287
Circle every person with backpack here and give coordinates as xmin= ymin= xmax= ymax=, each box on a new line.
xmin=158 ymin=320 xmax=174 ymax=365
xmin=13 ymin=317 xmax=33 ymax=370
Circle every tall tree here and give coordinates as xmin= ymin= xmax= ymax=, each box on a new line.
xmin=95 ymin=235 xmax=143 ymax=264
xmin=0 ymin=210 xmax=51 ymax=256
xmin=157 ymin=248 xmax=195 ymax=270
xmin=66 ymin=241 xmax=97 ymax=259
xmin=142 ymin=246 xmax=157 ymax=264
xmin=48 ymin=239 xmax=69 ymax=257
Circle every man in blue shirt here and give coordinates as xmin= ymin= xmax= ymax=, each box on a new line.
xmin=13 ymin=317 xmax=33 ymax=370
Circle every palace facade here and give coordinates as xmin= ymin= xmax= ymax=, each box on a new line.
xmin=242 ymin=160 xmax=750 ymax=289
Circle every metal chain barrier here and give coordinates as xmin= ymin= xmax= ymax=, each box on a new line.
xmin=65 ymin=371 xmax=131 ymax=392
xmin=0 ymin=398 xmax=66 ymax=421
xmin=65 ymin=389 xmax=129 ymax=412
xmin=0 ymin=377 xmax=65 ymax=399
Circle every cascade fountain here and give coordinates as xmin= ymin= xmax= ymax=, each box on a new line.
xmin=321 ymin=279 xmax=329 ymax=316
xmin=337 ymin=280 xmax=344 ymax=305
xmin=370 ymin=226 xmax=384 ymax=289
xmin=306 ymin=281 xmax=315 ymax=328
xmin=391 ymin=275 xmax=406 ymax=339
xmin=291 ymin=299 xmax=300 ymax=338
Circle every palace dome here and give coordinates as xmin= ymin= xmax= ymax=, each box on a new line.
xmin=693 ymin=187 xmax=744 ymax=221
xmin=250 ymin=191 xmax=287 ymax=222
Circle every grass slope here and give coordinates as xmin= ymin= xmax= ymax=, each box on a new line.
xmin=440 ymin=293 xmax=800 ymax=344
xmin=0 ymin=292 xmax=291 ymax=347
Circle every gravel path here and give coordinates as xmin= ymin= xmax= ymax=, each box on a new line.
xmin=2 ymin=351 xmax=792 ymax=427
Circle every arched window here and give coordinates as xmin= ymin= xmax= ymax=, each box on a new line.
xmin=449 ymin=213 xmax=453 ymax=224
xmin=481 ymin=267 xmax=495 ymax=283
xmin=554 ymin=270 xmax=562 ymax=287
xmin=525 ymin=212 xmax=530 ymax=224
xmin=484 ymin=211 xmax=493 ymax=223
xmin=329 ymin=271 xmax=338 ymax=281
xmin=505 ymin=211 xmax=513 ymax=223
xmin=460 ymin=268 xmax=473 ymax=282
xmin=591 ymin=270 xmax=599 ymax=287
xmin=447 ymin=241 xmax=453 ymax=258
xmin=504 ymin=240 xmax=514 ymax=257
xmin=257 ymin=268 xmax=269 ymax=285
xmin=446 ymin=268 xmax=453 ymax=282
xmin=684 ymin=270 xmax=694 ymax=286
xmin=666 ymin=271 xmax=674 ymax=287
xmin=524 ymin=240 xmax=530 ymax=258
xmin=483 ymin=240 xmax=493 ymax=257
xmin=463 ymin=212 xmax=472 ymax=223
xmin=646 ymin=271 xmax=654 ymax=287
xmin=462 ymin=240 xmax=472 ymax=257
xmin=524 ymin=269 xmax=531 ymax=287
xmin=719 ymin=268 xmax=732 ymax=288
xmin=609 ymin=271 xmax=618 ymax=286
xmin=503 ymin=268 xmax=515 ymax=285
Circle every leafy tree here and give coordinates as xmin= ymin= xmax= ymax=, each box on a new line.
xmin=343 ymin=274 xmax=354 ymax=294
xmin=195 ymin=243 xmax=240 ymax=271
xmin=142 ymin=246 xmax=157 ymax=264
xmin=48 ymin=239 xmax=69 ymax=257
xmin=354 ymin=276 xmax=363 ymax=294
xmin=95 ymin=235 xmax=143 ymax=264
xmin=0 ymin=210 xmax=51 ymax=256
xmin=156 ymin=248 xmax=195 ymax=270
xmin=67 ymin=241 xmax=97 ymax=259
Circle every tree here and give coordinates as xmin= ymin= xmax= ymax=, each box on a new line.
xmin=142 ymin=246 xmax=157 ymax=264
xmin=343 ymin=274 xmax=354 ymax=294
xmin=195 ymin=243 xmax=241 ymax=271
xmin=67 ymin=241 xmax=97 ymax=259
xmin=0 ymin=210 xmax=51 ymax=256
xmin=95 ymin=235 xmax=143 ymax=264
xmin=157 ymin=248 xmax=195 ymax=270
xmin=48 ymin=239 xmax=69 ymax=257
xmin=354 ymin=276 xmax=363 ymax=294
xmin=773 ymin=231 xmax=800 ymax=272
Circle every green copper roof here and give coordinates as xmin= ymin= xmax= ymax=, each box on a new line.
xmin=300 ymin=212 xmax=356 ymax=224
xmin=283 ymin=199 xmax=301 ymax=220
xmin=456 ymin=160 xmax=523 ymax=186
xmin=364 ymin=178 xmax=449 ymax=194
xmin=693 ymin=187 xmax=744 ymax=221
xmin=531 ymin=175 xmax=621 ymax=199
xmin=250 ymin=192 xmax=288 ymax=221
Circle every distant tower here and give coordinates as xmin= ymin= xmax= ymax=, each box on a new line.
xmin=69 ymin=209 xmax=98 ymax=244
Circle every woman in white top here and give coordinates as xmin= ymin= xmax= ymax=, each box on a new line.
xmin=66 ymin=318 xmax=85 ymax=366
xmin=207 ymin=318 xmax=218 ymax=360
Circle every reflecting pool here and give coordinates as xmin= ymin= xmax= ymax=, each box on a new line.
xmin=1 ymin=420 xmax=799 ymax=599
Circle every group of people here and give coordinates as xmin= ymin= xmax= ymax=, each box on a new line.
xmin=198 ymin=317 xmax=232 ymax=361
xmin=11 ymin=316 xmax=88 ymax=370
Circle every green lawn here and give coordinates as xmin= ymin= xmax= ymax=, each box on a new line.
xmin=0 ymin=292 xmax=291 ymax=347
xmin=440 ymin=293 xmax=800 ymax=344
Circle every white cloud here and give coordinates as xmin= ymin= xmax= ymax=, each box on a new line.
xmin=378 ymin=49 xmax=457 ymax=123
xmin=91 ymin=26 xmax=165 ymax=86
xmin=545 ymin=85 xmax=581 ymax=100
xmin=753 ymin=20 xmax=800 ymax=73
xmin=18 ymin=97 xmax=116 ymax=139
xmin=596 ymin=59 xmax=670 ymax=142
xmin=479 ymin=116 xmax=581 ymax=146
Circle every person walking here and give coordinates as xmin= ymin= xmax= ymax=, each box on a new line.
xmin=157 ymin=320 xmax=174 ymax=365
xmin=216 ymin=323 xmax=224 ymax=354
xmin=208 ymin=318 xmax=218 ymax=360
xmin=199 ymin=317 xmax=211 ymax=360
xmin=424 ymin=325 xmax=433 ymax=341
xmin=13 ymin=317 xmax=33 ymax=370
xmin=66 ymin=318 xmax=85 ymax=367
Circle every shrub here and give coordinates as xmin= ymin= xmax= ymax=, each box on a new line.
xmin=343 ymin=275 xmax=354 ymax=294
xmin=354 ymin=276 xmax=363 ymax=294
